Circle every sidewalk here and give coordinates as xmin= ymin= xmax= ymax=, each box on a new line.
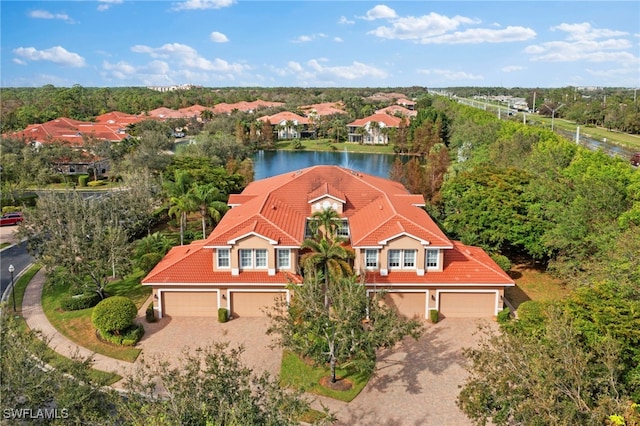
xmin=21 ymin=269 xmax=136 ymax=385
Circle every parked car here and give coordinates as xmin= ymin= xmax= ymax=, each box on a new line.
xmin=0 ymin=212 xmax=24 ymax=226
xmin=631 ymin=152 xmax=640 ymax=167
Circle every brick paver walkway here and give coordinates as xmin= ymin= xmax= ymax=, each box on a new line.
xmin=21 ymin=267 xmax=489 ymax=425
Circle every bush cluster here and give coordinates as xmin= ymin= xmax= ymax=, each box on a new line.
xmin=78 ymin=175 xmax=89 ymax=187
xmin=490 ymin=254 xmax=512 ymax=273
xmin=429 ymin=309 xmax=439 ymax=323
xmin=137 ymin=252 xmax=164 ymax=273
xmin=145 ymin=303 xmax=156 ymax=323
xmin=92 ymin=296 xmax=137 ymax=334
xmin=497 ymin=307 xmax=511 ymax=324
xmin=60 ymin=293 xmax=101 ymax=311
xmin=218 ymin=307 xmax=228 ymax=323
xmin=87 ymin=180 xmax=106 ymax=187
xmin=98 ymin=324 xmax=144 ymax=346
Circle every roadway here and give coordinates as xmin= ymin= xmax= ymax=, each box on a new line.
xmin=0 ymin=227 xmax=34 ymax=304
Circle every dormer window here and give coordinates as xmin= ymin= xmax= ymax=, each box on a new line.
xmin=388 ymin=249 xmax=417 ymax=269
xmin=337 ymin=219 xmax=349 ymax=237
xmin=426 ymin=249 xmax=440 ymax=269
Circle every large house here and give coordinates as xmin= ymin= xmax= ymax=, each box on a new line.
xmin=143 ymin=166 xmax=514 ymax=320
xmin=347 ymin=113 xmax=403 ymax=145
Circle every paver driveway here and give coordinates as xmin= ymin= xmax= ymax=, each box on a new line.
xmin=137 ymin=315 xmax=495 ymax=426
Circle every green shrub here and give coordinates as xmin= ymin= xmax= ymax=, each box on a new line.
xmin=218 ymin=307 xmax=228 ymax=323
xmin=429 ymin=309 xmax=439 ymax=323
xmin=1 ymin=206 xmax=20 ymax=214
xmin=61 ymin=293 xmax=101 ymax=311
xmin=490 ymin=253 xmax=512 ymax=273
xmin=497 ymin=307 xmax=511 ymax=324
xmin=137 ymin=252 xmax=164 ymax=273
xmin=92 ymin=296 xmax=137 ymax=334
xmin=87 ymin=180 xmax=106 ymax=187
xmin=78 ymin=175 xmax=89 ymax=187
xmin=145 ymin=303 xmax=156 ymax=323
xmin=98 ymin=324 xmax=144 ymax=346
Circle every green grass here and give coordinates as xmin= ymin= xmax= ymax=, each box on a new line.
xmin=505 ymin=261 xmax=570 ymax=310
xmin=275 ymin=139 xmax=395 ymax=154
xmin=0 ymin=242 xmax=11 ymax=250
xmin=10 ymin=264 xmax=121 ymax=385
xmin=41 ymin=270 xmax=151 ymax=363
xmin=530 ymin=117 xmax=640 ymax=150
xmin=279 ymin=350 xmax=369 ymax=402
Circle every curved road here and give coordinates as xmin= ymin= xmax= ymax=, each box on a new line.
xmin=1 ymin=237 xmax=34 ymax=302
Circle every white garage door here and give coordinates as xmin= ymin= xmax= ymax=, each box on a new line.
xmin=439 ymin=292 xmax=496 ymax=318
xmin=162 ymin=291 xmax=218 ymax=317
xmin=230 ymin=292 xmax=283 ymax=317
xmin=383 ymin=292 xmax=426 ymax=319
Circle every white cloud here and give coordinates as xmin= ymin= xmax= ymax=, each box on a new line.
xmin=419 ymin=26 xmax=536 ymax=44
xmin=269 ymin=59 xmax=388 ymax=85
xmin=13 ymin=46 xmax=86 ymax=67
xmin=339 ymin=16 xmax=355 ymax=25
xmin=171 ymin=0 xmax=235 ymax=11
xmin=97 ymin=0 xmax=123 ymax=12
xmin=29 ymin=10 xmax=74 ymax=23
xmin=418 ymin=68 xmax=484 ymax=81
xmin=362 ymin=5 xmax=397 ymax=21
xmin=502 ymin=65 xmax=525 ymax=72
xmin=334 ymin=37 xmax=344 ymax=43
xmin=368 ymin=12 xmax=478 ymax=40
xmin=292 ymin=33 xmax=328 ymax=44
xmin=526 ymin=22 xmax=637 ymax=64
xmin=131 ymin=42 xmax=249 ymax=73
xmin=210 ymin=31 xmax=229 ymax=43
xmin=13 ymin=58 xmax=27 ymax=65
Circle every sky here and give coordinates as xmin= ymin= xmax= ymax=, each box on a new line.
xmin=1 ymin=1 xmax=639 ymax=89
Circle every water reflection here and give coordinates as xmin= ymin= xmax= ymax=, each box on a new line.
xmin=252 ymin=150 xmax=406 ymax=180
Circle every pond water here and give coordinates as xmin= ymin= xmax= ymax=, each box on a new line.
xmin=252 ymin=149 xmax=403 ymax=180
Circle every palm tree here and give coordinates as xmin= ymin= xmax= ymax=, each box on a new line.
xmin=308 ymin=207 xmax=341 ymax=241
xmin=301 ymin=207 xmax=353 ymax=309
xmin=188 ymin=183 xmax=229 ymax=238
xmin=168 ymin=194 xmax=196 ymax=246
xmin=300 ymin=238 xmax=353 ymax=309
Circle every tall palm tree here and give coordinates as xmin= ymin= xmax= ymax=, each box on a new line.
xmin=188 ymin=183 xmax=229 ymax=238
xmin=308 ymin=207 xmax=341 ymax=241
xmin=300 ymin=238 xmax=353 ymax=309
xmin=168 ymin=194 xmax=196 ymax=246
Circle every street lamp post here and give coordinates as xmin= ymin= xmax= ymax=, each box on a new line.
xmin=8 ymin=264 xmax=15 ymax=312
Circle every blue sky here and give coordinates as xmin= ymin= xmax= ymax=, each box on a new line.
xmin=1 ymin=1 xmax=639 ymax=88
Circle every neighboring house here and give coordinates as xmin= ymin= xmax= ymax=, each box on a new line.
xmin=7 ymin=117 xmax=130 ymax=148
xmin=95 ymin=111 xmax=146 ymax=127
xmin=211 ymin=100 xmax=284 ymax=115
xmin=298 ymin=102 xmax=347 ymax=118
xmin=145 ymin=107 xmax=186 ymax=120
xmin=396 ymin=98 xmax=417 ymax=110
xmin=4 ymin=117 xmax=130 ymax=177
xmin=143 ymin=165 xmax=514 ymax=320
xmin=178 ymin=104 xmax=213 ymax=120
xmin=347 ymin=113 xmax=402 ymax=145
xmin=375 ymin=105 xmax=417 ymax=118
xmin=257 ymin=111 xmax=312 ymax=139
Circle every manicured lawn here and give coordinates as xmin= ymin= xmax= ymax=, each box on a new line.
xmin=41 ymin=269 xmax=151 ymax=363
xmin=279 ymin=350 xmax=369 ymax=402
xmin=275 ymin=139 xmax=395 ymax=154
xmin=11 ymin=264 xmax=121 ymax=385
xmin=533 ymin=117 xmax=640 ymax=150
xmin=505 ymin=261 xmax=570 ymax=309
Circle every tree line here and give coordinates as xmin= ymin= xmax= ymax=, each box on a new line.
xmin=389 ymin=94 xmax=640 ymax=424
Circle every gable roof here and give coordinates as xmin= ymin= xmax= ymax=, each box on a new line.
xmin=347 ymin=113 xmax=403 ymax=128
xmin=6 ymin=117 xmax=130 ymax=146
xmin=257 ymin=111 xmax=310 ymax=125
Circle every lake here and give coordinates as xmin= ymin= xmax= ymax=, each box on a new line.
xmin=252 ymin=149 xmax=403 ymax=180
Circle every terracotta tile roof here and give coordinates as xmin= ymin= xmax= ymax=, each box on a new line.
xmin=146 ymin=107 xmax=185 ymax=119
xmin=365 ymin=241 xmax=514 ymax=286
xmin=347 ymin=113 xmax=402 ymax=128
xmin=257 ymin=111 xmax=310 ymax=125
xmin=211 ymin=100 xmax=284 ymax=115
xmin=375 ymin=105 xmax=417 ymax=118
xmin=94 ymin=111 xmax=145 ymax=126
xmin=178 ymin=104 xmax=212 ymax=116
xmin=6 ymin=117 xmax=130 ymax=146
xmin=299 ymin=102 xmax=347 ymax=116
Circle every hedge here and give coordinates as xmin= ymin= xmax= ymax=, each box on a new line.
xmin=98 ymin=324 xmax=144 ymax=346
xmin=92 ymin=296 xmax=137 ymax=334
xmin=61 ymin=293 xmax=101 ymax=311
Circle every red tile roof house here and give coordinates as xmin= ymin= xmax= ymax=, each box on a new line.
xmin=143 ymin=165 xmax=514 ymax=320
xmin=347 ymin=113 xmax=403 ymax=145
xmin=6 ymin=117 xmax=132 ymax=176
xmin=257 ymin=111 xmax=312 ymax=139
